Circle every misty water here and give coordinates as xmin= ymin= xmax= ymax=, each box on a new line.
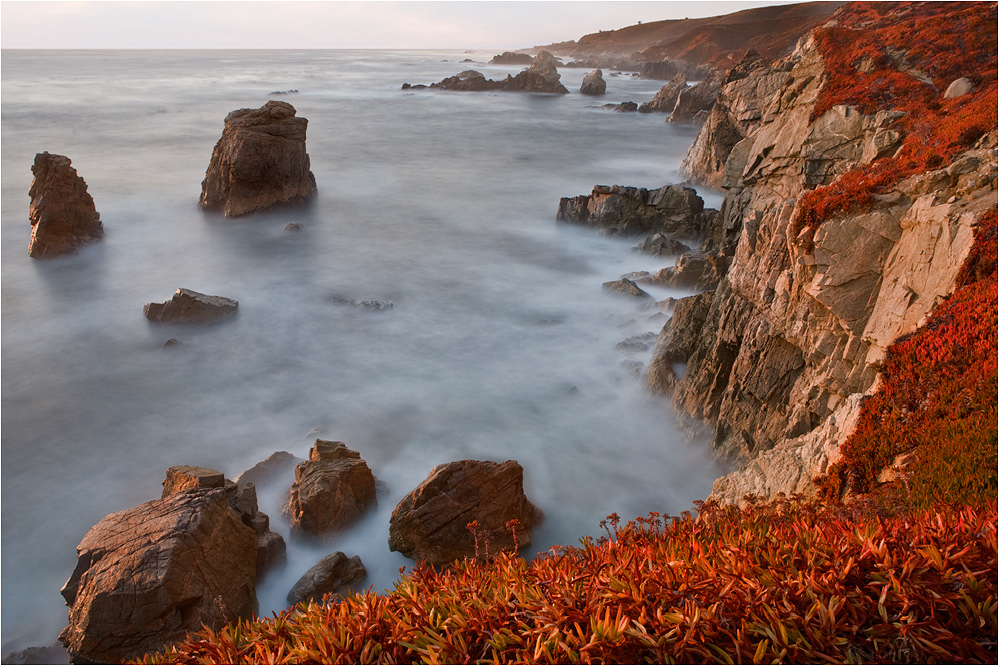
xmin=1 ymin=49 xmax=724 ymax=652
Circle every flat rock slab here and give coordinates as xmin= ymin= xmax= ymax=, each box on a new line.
xmin=144 ymin=288 xmax=238 ymax=324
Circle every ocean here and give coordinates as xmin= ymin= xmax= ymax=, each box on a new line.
xmin=0 ymin=49 xmax=723 ymax=653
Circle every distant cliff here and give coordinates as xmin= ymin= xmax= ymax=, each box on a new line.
xmin=647 ymin=1 xmax=997 ymax=503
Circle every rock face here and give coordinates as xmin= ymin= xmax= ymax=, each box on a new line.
xmin=27 ymin=152 xmax=103 ymax=259
xmin=602 ymin=277 xmax=653 ymax=300
xmin=668 ymin=75 xmax=723 ymax=123
xmin=638 ymin=73 xmax=688 ymax=113
xmin=59 ymin=487 xmax=258 ymax=664
xmin=287 ymin=552 xmax=367 ymax=606
xmin=234 ymin=451 xmax=300 ymax=489
xmin=144 ymin=288 xmax=239 ymax=324
xmin=429 ymin=51 xmax=569 ymax=94
xmin=557 ymin=183 xmax=717 ymax=239
xmin=579 ymin=69 xmax=607 ymax=94
xmin=647 ymin=30 xmax=999 ymax=502
xmin=286 ymin=440 xmax=377 ymax=540
xmin=388 ymin=460 xmax=540 ymax=567
xmin=199 ymin=100 xmax=317 ymax=217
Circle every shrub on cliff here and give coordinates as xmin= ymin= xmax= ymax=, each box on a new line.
xmin=140 ymin=499 xmax=996 ymax=664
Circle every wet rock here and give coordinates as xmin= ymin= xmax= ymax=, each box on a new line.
xmin=429 ymin=51 xmax=568 ymax=94
xmin=144 ymin=288 xmax=238 ymax=324
xmin=199 ymin=101 xmax=317 ymax=217
xmin=602 ymin=277 xmax=654 ymax=300
xmin=163 ymin=338 xmax=183 ymax=348
xmin=59 ymin=487 xmax=258 ymax=664
xmin=287 ymin=552 xmax=367 ymax=606
xmin=639 ymin=73 xmax=688 ymax=113
xmin=284 ymin=222 xmax=303 ymax=232
xmin=602 ymin=101 xmax=638 ymax=112
xmin=646 ymin=291 xmax=715 ymax=396
xmin=234 ymin=451 xmax=300 ymax=489
xmin=944 ymin=77 xmax=974 ymax=98
xmin=286 ymin=440 xmax=377 ymax=540
xmin=579 ymin=69 xmax=607 ymax=94
xmin=27 ymin=152 xmax=104 ymax=259
xmin=557 ymin=183 xmax=712 ymax=238
xmin=617 ymin=331 xmax=659 ymax=351
xmin=331 ymin=297 xmax=395 ymax=311
xmin=635 ymin=233 xmax=692 ymax=256
xmin=0 ymin=644 xmax=70 ymax=665
xmin=389 ymin=459 xmax=541 ymax=567
xmin=489 ymin=51 xmax=533 ymax=65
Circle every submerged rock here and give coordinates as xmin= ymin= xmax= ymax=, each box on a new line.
xmin=389 ymin=459 xmax=541 ymax=567
xmin=199 ymin=101 xmax=317 ymax=217
xmin=602 ymin=278 xmax=654 ymax=300
xmin=579 ymin=69 xmax=607 ymax=95
xmin=286 ymin=440 xmax=378 ymax=540
xmin=603 ymin=101 xmax=638 ymax=112
xmin=287 ymin=552 xmax=367 ymax=606
xmin=27 ymin=152 xmax=103 ymax=259
xmin=144 ymin=288 xmax=238 ymax=324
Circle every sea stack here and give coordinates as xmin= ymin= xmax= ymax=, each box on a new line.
xmin=27 ymin=152 xmax=104 ymax=259
xmin=199 ymin=100 xmax=317 ymax=217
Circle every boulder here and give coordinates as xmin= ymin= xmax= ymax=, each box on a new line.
xmin=199 ymin=100 xmax=317 ymax=217
xmin=635 ymin=233 xmax=692 ymax=256
xmin=944 ymin=77 xmax=974 ymax=98
xmin=579 ymin=69 xmax=607 ymax=95
xmin=144 ymin=288 xmax=238 ymax=324
xmin=162 ymin=465 xmax=226 ymax=497
xmin=602 ymin=278 xmax=654 ymax=300
xmin=388 ymin=460 xmax=541 ymax=567
xmin=429 ymin=51 xmax=568 ymax=94
xmin=233 ymin=451 xmax=300 ymax=489
xmin=286 ymin=552 xmax=367 ymax=606
xmin=489 ymin=51 xmax=533 ymax=65
xmin=557 ymin=183 xmax=712 ymax=238
xmin=27 ymin=152 xmax=104 ymax=259
xmin=639 ymin=73 xmax=688 ymax=113
xmin=59 ymin=487 xmax=258 ymax=664
xmin=286 ymin=440 xmax=377 ymax=540
xmin=603 ymin=101 xmax=638 ymax=112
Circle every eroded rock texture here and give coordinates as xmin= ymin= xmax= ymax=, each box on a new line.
xmin=59 ymin=488 xmax=258 ymax=664
xmin=286 ymin=440 xmax=377 ymax=540
xmin=388 ymin=460 xmax=540 ymax=567
xmin=199 ymin=101 xmax=317 ymax=217
xmin=27 ymin=152 xmax=103 ymax=259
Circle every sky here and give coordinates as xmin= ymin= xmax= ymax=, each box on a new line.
xmin=0 ymin=0 xmax=813 ymax=50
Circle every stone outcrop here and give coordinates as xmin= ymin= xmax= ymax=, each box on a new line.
xmin=647 ymin=31 xmax=999 ymax=501
xmin=668 ymin=75 xmax=723 ymax=123
xmin=639 ymin=73 xmax=688 ymax=113
xmin=234 ymin=451 xmax=300 ymax=489
xmin=651 ymin=251 xmax=731 ymax=291
xmin=639 ymin=59 xmax=711 ymax=81
xmin=287 ymin=552 xmax=367 ymax=606
xmin=635 ymin=233 xmax=691 ymax=256
xmin=286 ymin=440 xmax=377 ymax=540
xmin=557 ymin=183 xmax=718 ymax=239
xmin=388 ymin=460 xmax=541 ymax=567
xmin=162 ymin=465 xmax=225 ymax=497
xmin=27 ymin=152 xmax=103 ymax=259
xmin=602 ymin=277 xmax=653 ymax=300
xmin=489 ymin=51 xmax=533 ymax=65
xmin=579 ymin=69 xmax=607 ymax=94
xmin=199 ymin=101 xmax=317 ymax=217
xmin=59 ymin=486 xmax=258 ymax=664
xmin=144 ymin=288 xmax=239 ymax=324
xmin=428 ymin=51 xmax=569 ymax=94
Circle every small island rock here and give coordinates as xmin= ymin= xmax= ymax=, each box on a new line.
xmin=144 ymin=288 xmax=238 ymax=324
xmin=27 ymin=152 xmax=103 ymax=259
xmin=579 ymin=69 xmax=607 ymax=95
xmin=286 ymin=440 xmax=377 ymax=540
xmin=199 ymin=100 xmax=317 ymax=217
xmin=287 ymin=552 xmax=367 ymax=606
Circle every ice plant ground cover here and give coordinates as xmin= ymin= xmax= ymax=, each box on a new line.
xmin=140 ymin=498 xmax=997 ymax=664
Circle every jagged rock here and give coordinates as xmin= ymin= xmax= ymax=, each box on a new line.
xmin=646 ymin=291 xmax=715 ymax=395
xmin=579 ymin=69 xmax=607 ymax=94
xmin=0 ymin=644 xmax=69 ymax=665
xmin=639 ymin=59 xmax=711 ymax=81
xmin=639 ymin=73 xmax=688 ymax=113
xmin=287 ymin=552 xmax=367 ymax=606
xmin=144 ymin=288 xmax=238 ymax=324
xmin=617 ymin=331 xmax=659 ymax=351
xmin=557 ymin=183 xmax=713 ymax=238
xmin=286 ymin=440 xmax=377 ymax=540
xmin=162 ymin=465 xmax=225 ymax=497
xmin=651 ymin=251 xmax=732 ymax=290
xmin=388 ymin=460 xmax=541 ymax=567
xmin=489 ymin=51 xmax=533 ymax=65
xmin=234 ymin=451 xmax=300 ymax=489
xmin=635 ymin=233 xmax=692 ymax=256
xmin=199 ymin=101 xmax=317 ymax=217
xmin=27 ymin=152 xmax=104 ymax=259
xmin=429 ymin=51 xmax=568 ymax=94
xmin=602 ymin=101 xmax=638 ymax=112
xmin=944 ymin=77 xmax=973 ymax=98
xmin=668 ymin=76 xmax=723 ymax=123
xmin=59 ymin=487 xmax=258 ymax=664
xmin=602 ymin=278 xmax=653 ymax=300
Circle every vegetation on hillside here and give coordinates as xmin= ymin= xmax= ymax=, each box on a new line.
xmin=792 ymin=1 xmax=997 ymax=238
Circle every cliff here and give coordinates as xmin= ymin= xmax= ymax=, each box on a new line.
xmin=649 ymin=1 xmax=998 ymax=503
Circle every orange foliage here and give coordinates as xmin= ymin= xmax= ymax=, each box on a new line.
xmin=141 ymin=500 xmax=998 ymax=665
xmin=817 ymin=209 xmax=998 ymax=508
xmin=792 ymin=1 xmax=997 ymax=239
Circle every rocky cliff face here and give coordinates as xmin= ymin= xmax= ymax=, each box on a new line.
xmin=649 ymin=21 xmax=998 ymax=503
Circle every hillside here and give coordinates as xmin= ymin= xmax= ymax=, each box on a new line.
xmin=536 ymin=1 xmax=845 ymax=65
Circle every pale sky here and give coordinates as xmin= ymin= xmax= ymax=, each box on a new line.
xmin=0 ymin=0 xmax=813 ymax=50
